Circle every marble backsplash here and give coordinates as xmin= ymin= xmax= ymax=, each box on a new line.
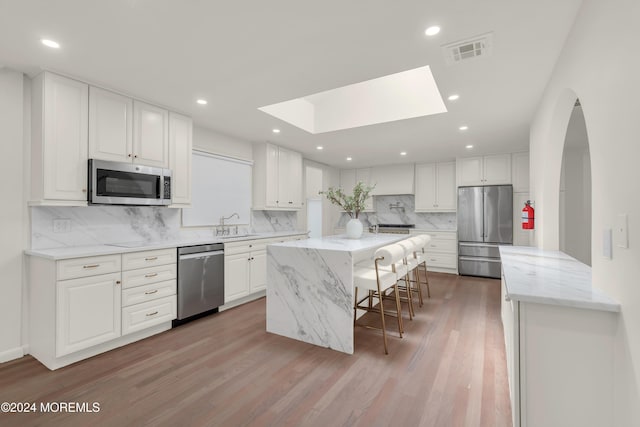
xmin=31 ymin=206 xmax=299 ymax=250
xmin=336 ymin=195 xmax=457 ymax=230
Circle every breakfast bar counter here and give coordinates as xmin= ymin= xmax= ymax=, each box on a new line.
xmin=266 ymin=233 xmax=406 ymax=354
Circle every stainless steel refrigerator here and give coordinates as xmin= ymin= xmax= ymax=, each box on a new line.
xmin=457 ymin=185 xmax=513 ymax=278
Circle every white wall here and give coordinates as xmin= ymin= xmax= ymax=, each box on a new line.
xmin=193 ymin=125 xmax=253 ymax=160
xmin=529 ymin=0 xmax=640 ymax=424
xmin=0 ymin=69 xmax=26 ymax=362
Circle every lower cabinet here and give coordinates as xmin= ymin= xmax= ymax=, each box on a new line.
xmin=411 ymin=230 xmax=458 ymax=274
xmin=56 ymin=271 xmax=122 ymax=357
xmin=224 ymin=252 xmax=252 ymax=302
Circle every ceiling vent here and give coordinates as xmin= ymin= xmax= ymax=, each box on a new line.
xmin=442 ymin=32 xmax=493 ymax=65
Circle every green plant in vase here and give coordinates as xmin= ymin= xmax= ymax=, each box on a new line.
xmin=320 ymin=181 xmax=375 ymax=238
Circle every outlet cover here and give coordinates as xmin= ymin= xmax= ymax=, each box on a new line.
xmin=53 ymin=219 xmax=71 ymax=233
xmin=616 ymin=214 xmax=628 ymax=248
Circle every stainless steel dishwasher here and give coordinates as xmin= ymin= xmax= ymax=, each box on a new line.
xmin=177 ymin=243 xmax=224 ymax=320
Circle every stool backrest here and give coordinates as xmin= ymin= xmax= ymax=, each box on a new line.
xmin=397 ymin=238 xmax=418 ymax=260
xmin=411 ymin=235 xmax=431 ymax=253
xmin=374 ymin=243 xmax=405 ymax=266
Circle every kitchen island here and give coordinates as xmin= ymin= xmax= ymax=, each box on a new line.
xmin=266 ymin=233 xmax=407 ymax=354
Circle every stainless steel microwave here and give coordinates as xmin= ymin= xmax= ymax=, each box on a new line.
xmin=88 ymin=159 xmax=171 ymax=206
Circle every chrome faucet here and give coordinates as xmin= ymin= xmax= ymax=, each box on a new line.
xmin=218 ymin=213 xmax=240 ymax=235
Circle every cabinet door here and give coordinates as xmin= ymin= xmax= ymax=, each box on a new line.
xmin=512 ymin=152 xmax=530 ymax=192
xmin=250 ymin=250 xmax=267 ymax=292
xmin=436 ymin=162 xmax=456 ymax=210
xmin=56 ymin=272 xmax=121 ymax=357
xmin=168 ymin=112 xmax=193 ymax=206
xmin=457 ymin=156 xmax=484 ymax=186
xmin=277 ymin=147 xmax=303 ymax=208
xmin=340 ymin=169 xmax=356 ymax=192
xmin=414 ymin=163 xmax=437 ymax=211
xmin=356 ymin=168 xmax=374 ymax=211
xmin=265 ymin=144 xmax=279 ymax=208
xmin=43 ymin=73 xmax=89 ymax=201
xmin=224 ymin=253 xmax=250 ymax=303
xmin=370 ymin=164 xmax=414 ymax=195
xmin=133 ymin=100 xmax=169 ymax=168
xmin=483 ymin=154 xmax=512 ymax=185
xmin=89 ymin=86 xmax=133 ymax=163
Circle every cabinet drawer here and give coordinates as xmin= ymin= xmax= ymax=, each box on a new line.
xmin=122 ymin=248 xmax=176 ymax=271
xmin=423 ymin=253 xmax=457 ymax=268
xmin=122 ymin=295 xmax=176 ymax=335
xmin=122 ymin=279 xmax=176 ymax=307
xmin=57 ymin=254 xmax=121 ymax=281
xmin=122 ymin=263 xmax=177 ymax=289
xmin=225 ymin=240 xmax=266 ymax=255
xmin=425 ymin=238 xmax=457 ymax=254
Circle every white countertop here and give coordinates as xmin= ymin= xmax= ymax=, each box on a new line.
xmin=271 ymin=233 xmax=407 ymax=252
xmin=499 ymin=246 xmax=620 ymax=312
xmin=25 ymin=231 xmax=309 ymax=260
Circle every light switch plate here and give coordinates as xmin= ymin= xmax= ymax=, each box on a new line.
xmin=616 ymin=214 xmax=628 ymax=248
xmin=603 ymin=228 xmax=612 ymax=259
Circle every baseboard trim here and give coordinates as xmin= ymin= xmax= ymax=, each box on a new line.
xmin=0 ymin=346 xmax=25 ymax=364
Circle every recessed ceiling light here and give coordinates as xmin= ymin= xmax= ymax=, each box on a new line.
xmin=196 ymin=99 xmax=207 ymax=105
xmin=346 ymin=157 xmax=352 ymax=161
xmin=41 ymin=39 xmax=60 ymax=49
xmin=466 ymin=144 xmax=474 ymax=149
xmin=425 ymin=26 xmax=441 ymax=36
xmin=316 ymin=146 xmax=323 ymax=150
xmin=272 ymin=129 xmax=280 ymax=134
xmin=448 ymin=94 xmax=460 ymax=101
xmin=459 ymin=125 xmax=469 ymax=131
xmin=400 ymin=152 xmax=407 ymax=156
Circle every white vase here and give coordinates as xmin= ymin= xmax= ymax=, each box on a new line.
xmin=346 ymin=218 xmax=364 ymax=239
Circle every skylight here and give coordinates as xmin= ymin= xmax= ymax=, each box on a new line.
xmin=258 ymin=65 xmax=447 ymax=134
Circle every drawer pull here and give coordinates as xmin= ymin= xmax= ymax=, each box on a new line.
xmin=145 ymin=256 xmax=158 ymax=261
xmin=430 ymin=258 xmax=437 ymax=261
xmin=144 ymin=289 xmax=158 ymax=295
xmin=146 ymin=311 xmax=158 ymax=317
xmin=144 ymin=272 xmax=158 ymax=278
xmin=83 ymin=264 xmax=100 ymax=269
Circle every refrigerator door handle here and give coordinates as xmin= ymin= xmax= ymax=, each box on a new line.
xmin=459 ymin=256 xmax=502 ymax=263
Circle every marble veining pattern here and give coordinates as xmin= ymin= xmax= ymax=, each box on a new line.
xmin=336 ymin=195 xmax=456 ymax=230
xmin=500 ymin=246 xmax=620 ymax=312
xmin=267 ymin=246 xmax=354 ymax=353
xmin=251 ymin=210 xmax=298 ymax=232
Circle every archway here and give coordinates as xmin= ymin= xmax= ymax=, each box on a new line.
xmin=559 ymin=99 xmax=592 ymax=265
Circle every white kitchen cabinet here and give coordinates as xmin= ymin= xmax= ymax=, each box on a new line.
xmin=501 ymin=275 xmax=520 ymax=427
xmin=253 ymin=143 xmax=303 ymax=210
xmin=457 ymin=154 xmax=511 ymax=186
xmin=339 ymin=168 xmax=374 ymax=211
xmin=30 ymin=72 xmax=89 ymax=205
xmin=370 ymin=164 xmax=414 ymax=195
xmin=168 ymin=112 xmax=193 ymax=206
xmin=410 ymin=230 xmax=458 ymax=274
xmin=249 ymin=250 xmax=267 ymax=292
xmin=511 ymin=152 xmax=530 ymax=193
xmin=224 ymin=252 xmax=251 ymax=302
xmin=88 ymin=86 xmax=133 ymax=163
xmin=133 ymin=100 xmax=169 ymax=168
xmin=415 ymin=162 xmax=456 ymax=211
xmin=56 ymin=272 xmax=122 ymax=357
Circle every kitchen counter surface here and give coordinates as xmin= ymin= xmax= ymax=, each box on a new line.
xmin=499 ymin=246 xmax=620 ymax=312
xmin=271 ymin=232 xmax=408 ymax=252
xmin=25 ymin=230 xmax=309 ymax=260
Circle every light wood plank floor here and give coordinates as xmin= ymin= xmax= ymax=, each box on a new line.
xmin=0 ymin=272 xmax=511 ymax=427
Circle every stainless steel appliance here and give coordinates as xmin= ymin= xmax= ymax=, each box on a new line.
xmin=88 ymin=159 xmax=171 ymax=206
xmin=177 ymin=243 xmax=225 ymax=320
xmin=369 ymin=224 xmax=415 ymax=234
xmin=457 ymin=185 xmax=512 ymax=278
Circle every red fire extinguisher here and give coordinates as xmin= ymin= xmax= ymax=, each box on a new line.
xmin=522 ymin=200 xmax=534 ymax=230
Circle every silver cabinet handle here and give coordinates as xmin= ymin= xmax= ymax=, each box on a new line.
xmin=146 ymin=311 xmax=158 ymax=317
xmin=145 ymin=256 xmax=158 ymax=261
xmin=144 ymin=272 xmax=158 ymax=278
xmin=144 ymin=290 xmax=158 ymax=295
xmin=83 ymin=264 xmax=100 ymax=269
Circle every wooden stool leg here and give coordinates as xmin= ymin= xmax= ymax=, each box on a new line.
xmin=353 ymin=286 xmax=358 ymax=327
xmin=404 ymin=272 xmax=414 ymax=318
xmin=414 ymin=269 xmax=424 ymax=307
xmin=394 ymin=284 xmax=404 ymax=336
xmin=377 ymin=287 xmax=388 ymax=355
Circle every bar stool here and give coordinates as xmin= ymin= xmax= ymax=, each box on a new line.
xmin=376 ymin=241 xmax=414 ymax=321
xmin=410 ymin=235 xmax=432 ymax=299
xmin=353 ymin=243 xmax=405 ymax=354
xmin=399 ymin=238 xmax=424 ymax=307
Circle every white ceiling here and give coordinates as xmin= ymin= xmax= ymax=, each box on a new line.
xmin=0 ymin=0 xmax=582 ymax=168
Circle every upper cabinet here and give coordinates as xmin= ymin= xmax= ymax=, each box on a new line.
xmin=169 ymin=112 xmax=193 ymax=206
xmin=88 ymin=87 xmax=133 ymax=163
xmin=511 ymin=152 xmax=530 ymax=193
xmin=370 ymin=164 xmax=414 ymax=195
xmin=31 ymin=72 xmax=89 ymax=206
xmin=340 ymin=168 xmax=374 ymax=211
xmin=415 ymin=162 xmax=456 ymax=211
xmin=253 ymin=143 xmax=303 ymax=210
xmin=133 ymin=101 xmax=169 ymax=168
xmin=457 ymin=154 xmax=511 ymax=186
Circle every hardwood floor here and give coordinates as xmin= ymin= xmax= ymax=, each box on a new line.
xmin=0 ymin=272 xmax=512 ymax=427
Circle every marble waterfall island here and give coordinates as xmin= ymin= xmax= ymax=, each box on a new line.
xmin=266 ymin=233 xmax=406 ymax=354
